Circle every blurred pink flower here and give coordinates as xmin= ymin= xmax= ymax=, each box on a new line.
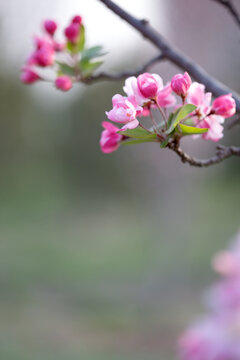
xmin=100 ymin=121 xmax=122 ymax=153
xmin=157 ymin=83 xmax=176 ymax=108
xmin=171 ymin=72 xmax=192 ymax=96
xmin=106 ymin=94 xmax=142 ymax=130
xmin=55 ymin=75 xmax=72 ymax=91
xmin=20 ymin=68 xmax=40 ymax=84
xmin=212 ymin=94 xmax=236 ymax=118
xmin=43 ymin=20 xmax=57 ymax=36
xmin=64 ymin=23 xmax=80 ymax=43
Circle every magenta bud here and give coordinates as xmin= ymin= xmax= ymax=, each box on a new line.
xmin=43 ymin=19 xmax=57 ymax=36
xmin=212 ymin=94 xmax=236 ymax=118
xmin=171 ymin=72 xmax=192 ymax=96
xmin=55 ymin=75 xmax=72 ymax=91
xmin=20 ymin=68 xmax=40 ymax=84
xmin=64 ymin=23 xmax=80 ymax=43
xmin=72 ymin=15 xmax=82 ymax=25
xmin=137 ymin=73 xmax=159 ymax=98
xmin=33 ymin=45 xmax=55 ymax=67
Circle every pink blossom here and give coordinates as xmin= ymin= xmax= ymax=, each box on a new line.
xmin=212 ymin=251 xmax=240 ymax=277
xmin=55 ymin=75 xmax=72 ymax=91
xmin=100 ymin=121 xmax=122 ymax=153
xmin=199 ymin=115 xmax=224 ymax=142
xmin=72 ymin=15 xmax=82 ymax=25
xmin=64 ymin=23 xmax=80 ymax=43
xmin=53 ymin=41 xmax=66 ymax=52
xmin=187 ymin=82 xmax=212 ymax=117
xmin=20 ymin=68 xmax=40 ymax=84
xmin=124 ymin=74 xmax=163 ymax=105
xmin=137 ymin=72 xmax=159 ymax=98
xmin=212 ymin=94 xmax=236 ymax=118
xmin=171 ymin=72 xmax=192 ymax=96
xmin=157 ymin=83 xmax=176 ymax=108
xmin=43 ymin=20 xmax=57 ymax=36
xmin=33 ymin=44 xmax=55 ymax=67
xmin=106 ymin=94 xmax=142 ymax=130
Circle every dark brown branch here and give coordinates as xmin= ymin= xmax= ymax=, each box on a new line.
xmin=83 ymin=54 xmax=165 ymax=83
xmin=98 ymin=0 xmax=240 ymax=115
xmin=211 ymin=0 xmax=240 ymax=28
xmin=167 ymin=142 xmax=240 ymax=167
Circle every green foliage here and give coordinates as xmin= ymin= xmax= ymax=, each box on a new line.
xmin=166 ymin=104 xmax=197 ymax=134
xmin=179 ymin=123 xmax=208 ymax=135
xmin=79 ymin=60 xmax=103 ymax=77
xmin=56 ymin=62 xmax=76 ymax=76
xmin=81 ymin=46 xmax=107 ymax=61
xmin=120 ymin=127 xmax=156 ymax=139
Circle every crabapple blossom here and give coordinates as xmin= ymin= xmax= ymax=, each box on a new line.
xmin=106 ymin=94 xmax=142 ymax=130
xmin=156 ymin=83 xmax=176 ymax=108
xmin=72 ymin=15 xmax=82 ymax=25
xmin=55 ymin=76 xmax=72 ymax=91
xmin=137 ymin=72 xmax=160 ymax=98
xmin=33 ymin=44 xmax=55 ymax=67
xmin=171 ymin=72 xmax=192 ymax=96
xmin=20 ymin=68 xmax=40 ymax=84
xmin=100 ymin=121 xmax=123 ymax=153
xmin=199 ymin=115 xmax=224 ymax=142
xmin=179 ymin=232 xmax=240 ymax=360
xmin=212 ymin=94 xmax=236 ymax=118
xmin=43 ymin=20 xmax=57 ymax=36
xmin=124 ymin=74 xmax=163 ymax=105
xmin=64 ymin=23 xmax=80 ymax=43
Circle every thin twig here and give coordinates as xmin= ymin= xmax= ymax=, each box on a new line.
xmin=211 ymin=0 xmax=240 ymax=28
xmin=83 ymin=54 xmax=165 ymax=83
xmin=167 ymin=142 xmax=240 ymax=167
xmin=97 ymin=0 xmax=240 ymax=115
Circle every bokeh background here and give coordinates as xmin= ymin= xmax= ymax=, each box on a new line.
xmin=0 ymin=0 xmax=240 ymax=359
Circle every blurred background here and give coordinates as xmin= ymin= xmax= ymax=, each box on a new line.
xmin=0 ymin=0 xmax=240 ymax=359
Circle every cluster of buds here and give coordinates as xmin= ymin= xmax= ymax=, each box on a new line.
xmin=179 ymin=232 xmax=240 ymax=360
xmin=21 ymin=15 xmax=105 ymax=91
xmin=100 ymin=71 xmax=236 ymax=153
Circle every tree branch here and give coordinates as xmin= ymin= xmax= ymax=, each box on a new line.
xmin=83 ymin=54 xmax=165 ymax=83
xmin=211 ymin=0 xmax=240 ymax=28
xmin=167 ymin=142 xmax=240 ymax=167
xmin=97 ymin=0 xmax=240 ymax=115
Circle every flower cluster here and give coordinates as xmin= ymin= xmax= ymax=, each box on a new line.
xmin=100 ymin=72 xmax=236 ymax=153
xmin=179 ymin=232 xmax=240 ymax=360
xmin=21 ymin=15 xmax=105 ymax=91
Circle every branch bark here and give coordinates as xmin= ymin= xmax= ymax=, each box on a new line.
xmin=167 ymin=143 xmax=240 ymax=167
xmin=211 ymin=0 xmax=240 ymax=28
xmin=83 ymin=54 xmax=165 ymax=83
xmin=97 ymin=0 xmax=240 ymax=114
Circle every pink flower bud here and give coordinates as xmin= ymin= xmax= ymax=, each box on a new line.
xmin=33 ymin=45 xmax=55 ymax=67
xmin=53 ymin=41 xmax=66 ymax=52
xmin=100 ymin=121 xmax=122 ymax=154
xmin=55 ymin=75 xmax=72 ymax=91
xmin=72 ymin=15 xmax=82 ymax=25
xmin=171 ymin=72 xmax=192 ymax=96
xmin=64 ymin=23 xmax=80 ymax=43
xmin=212 ymin=94 xmax=236 ymax=118
xmin=20 ymin=68 xmax=40 ymax=84
xmin=137 ymin=73 xmax=159 ymax=98
xmin=43 ymin=20 xmax=57 ymax=36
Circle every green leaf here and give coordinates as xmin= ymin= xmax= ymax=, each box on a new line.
xmin=79 ymin=60 xmax=103 ymax=77
xmin=77 ymin=25 xmax=85 ymax=52
xmin=81 ymin=45 xmax=106 ymax=61
xmin=119 ymin=127 xmax=155 ymax=139
xmin=160 ymin=135 xmax=171 ymax=148
xmin=179 ymin=124 xmax=208 ymax=135
xmin=166 ymin=104 xmax=197 ymax=134
xmin=122 ymin=138 xmax=157 ymax=145
xmin=56 ymin=62 xmax=75 ymax=76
